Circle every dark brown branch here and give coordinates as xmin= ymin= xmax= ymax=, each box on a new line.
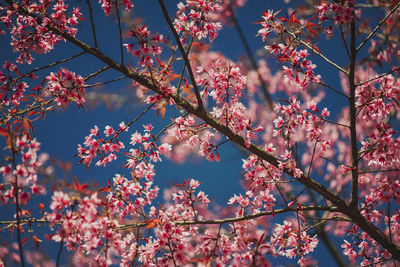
xmin=10 ymin=132 xmax=25 ymax=267
xmin=84 ymin=66 xmax=110 ymax=81
xmin=157 ymin=0 xmax=204 ymax=111
xmin=84 ymin=75 xmax=127 ymax=88
xmin=322 ymin=118 xmax=350 ymax=128
xmin=339 ymin=25 xmax=351 ymax=58
xmin=56 ymin=238 xmax=63 ymax=267
xmin=349 ymin=13 xmax=359 ymax=210
xmin=318 ymin=82 xmax=349 ymax=98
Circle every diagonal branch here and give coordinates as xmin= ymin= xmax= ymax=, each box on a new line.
xmin=157 ymin=0 xmax=204 ymax=112
xmin=114 ymin=0 xmax=124 ymax=66
xmin=285 ymin=29 xmax=349 ymax=75
xmin=86 ymin=0 xmax=98 ymax=48
xmin=230 ymin=7 xmax=273 ymax=109
xmin=357 ymin=2 xmax=400 ymax=52
xmin=356 ymin=66 xmax=400 ymax=87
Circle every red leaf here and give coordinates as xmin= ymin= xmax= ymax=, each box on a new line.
xmin=73 ymin=176 xmax=88 ymax=192
xmin=33 ymin=235 xmax=40 ymax=249
xmin=313 ymin=43 xmax=321 ymax=53
xmin=0 ymin=127 xmax=9 ymax=138
xmin=144 ymin=218 xmax=159 ymax=229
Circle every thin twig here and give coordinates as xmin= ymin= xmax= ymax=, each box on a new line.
xmin=84 ymin=75 xmax=127 ymax=88
xmin=115 ymin=0 xmax=124 ymax=66
xmin=285 ymin=29 xmax=348 ymax=75
xmin=339 ymin=25 xmax=351 ymax=58
xmin=9 ymin=52 xmax=86 ymax=85
xmin=86 ymin=0 xmax=98 ymax=48
xmin=322 ymin=118 xmax=350 ymax=128
xmin=356 ymin=66 xmax=400 ymax=87
xmin=109 ymin=102 xmax=156 ymax=142
xmin=230 ymin=7 xmax=273 ymax=109
xmin=359 ymin=169 xmax=400 ymax=174
xmin=84 ymin=66 xmax=111 ymax=82
xmin=357 ymin=2 xmax=400 ymax=51
xmin=176 ymin=38 xmax=194 ymax=96
xmin=56 ymin=238 xmax=63 ymax=267
xmin=318 ymin=81 xmax=349 ymax=98
xmin=307 ymin=141 xmax=318 ymax=176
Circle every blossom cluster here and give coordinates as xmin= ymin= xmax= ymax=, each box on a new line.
xmin=124 ymin=25 xmax=165 ymax=67
xmin=166 ymin=115 xmax=221 ymax=162
xmin=0 ymin=61 xmax=28 ymax=106
xmin=45 ymin=68 xmax=86 ymax=106
xmin=315 ymin=0 xmax=356 ymax=25
xmin=270 ymin=221 xmax=318 ymax=265
xmin=173 ymin=0 xmax=222 ymax=42
xmin=0 ymin=135 xmax=47 ymax=203
xmin=77 ymin=122 xmax=127 ymax=168
xmin=0 ymin=1 xmax=81 ymax=64
xmin=99 ymin=0 xmax=134 ymax=15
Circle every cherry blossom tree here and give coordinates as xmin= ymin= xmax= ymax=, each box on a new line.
xmin=0 ymin=0 xmax=400 ymax=266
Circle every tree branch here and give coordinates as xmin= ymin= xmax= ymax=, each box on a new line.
xmin=116 ymin=206 xmax=337 ymax=230
xmin=114 ymin=0 xmax=124 ymax=66
xmin=348 ymin=12 xmax=359 ymax=210
xmin=86 ymin=0 xmax=98 ymax=48
xmin=157 ymin=0 xmax=204 ymax=112
xmin=357 ymin=2 xmax=400 ymax=52
xmin=285 ymin=29 xmax=349 ymax=75
xmin=230 ymin=7 xmax=273 ymax=109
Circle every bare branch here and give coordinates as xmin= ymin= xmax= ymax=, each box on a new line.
xmin=356 ymin=66 xmax=400 ymax=87
xmin=84 ymin=66 xmax=111 ymax=82
xmin=357 ymin=2 xmax=400 ymax=51
xmin=318 ymin=82 xmax=349 ymax=98
xmin=9 ymin=51 xmax=86 ymax=85
xmin=115 ymin=0 xmax=124 ymax=66
xmin=285 ymin=29 xmax=349 ymax=75
xmin=230 ymin=7 xmax=273 ymax=109
xmin=86 ymin=0 xmax=98 ymax=48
